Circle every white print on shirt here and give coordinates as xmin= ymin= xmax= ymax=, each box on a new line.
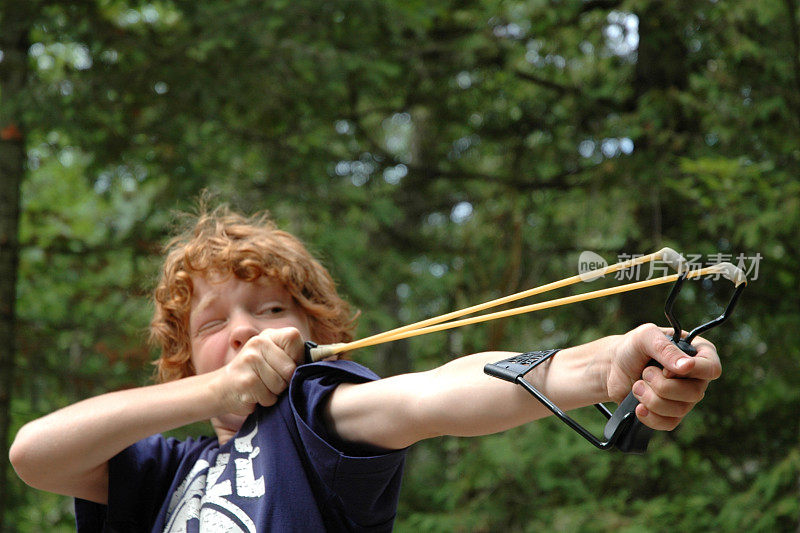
xmin=162 ymin=425 xmax=266 ymax=532
xmin=233 ymin=425 xmax=266 ymax=498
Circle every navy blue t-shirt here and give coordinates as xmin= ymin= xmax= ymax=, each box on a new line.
xmin=74 ymin=360 xmax=406 ymax=532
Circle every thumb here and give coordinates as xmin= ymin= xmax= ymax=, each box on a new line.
xmin=649 ymin=331 xmax=695 ymax=376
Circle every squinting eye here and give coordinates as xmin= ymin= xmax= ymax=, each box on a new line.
xmin=259 ymin=305 xmax=285 ymax=315
xmin=197 ymin=320 xmax=224 ymax=335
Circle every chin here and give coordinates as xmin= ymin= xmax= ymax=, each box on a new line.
xmin=215 ymin=413 xmax=248 ymax=434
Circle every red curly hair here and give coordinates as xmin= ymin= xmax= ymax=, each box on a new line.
xmin=149 ymin=205 xmax=357 ymax=382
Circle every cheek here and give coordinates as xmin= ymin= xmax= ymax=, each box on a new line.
xmin=289 ymin=316 xmax=312 ymax=341
xmin=262 ymin=312 xmax=311 ymax=340
xmin=291 ymin=310 xmax=312 ymax=340
xmin=191 ymin=335 xmax=229 ymax=374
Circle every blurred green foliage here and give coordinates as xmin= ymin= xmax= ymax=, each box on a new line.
xmin=2 ymin=0 xmax=798 ymax=531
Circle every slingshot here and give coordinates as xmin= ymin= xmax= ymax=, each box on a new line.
xmin=303 ymin=248 xmax=747 ymax=453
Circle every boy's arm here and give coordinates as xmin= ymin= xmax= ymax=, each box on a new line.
xmin=324 ymin=323 xmax=721 ymax=450
xmin=9 ymin=372 xmax=224 ymax=504
xmin=9 ymin=327 xmax=304 ymax=504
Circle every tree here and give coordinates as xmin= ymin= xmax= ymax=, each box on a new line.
xmin=0 ymin=4 xmax=32 ymax=529
xmin=4 ymin=0 xmax=800 ymax=530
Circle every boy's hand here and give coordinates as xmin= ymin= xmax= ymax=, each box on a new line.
xmin=606 ymin=323 xmax=722 ymax=431
xmin=211 ymin=327 xmax=305 ymax=417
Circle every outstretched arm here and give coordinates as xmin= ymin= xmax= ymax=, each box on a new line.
xmin=324 ymin=323 xmax=721 ymax=450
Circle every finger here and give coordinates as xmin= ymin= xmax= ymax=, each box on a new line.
xmin=268 ymin=327 xmax=307 ymax=365
xmin=250 ymin=382 xmax=278 ymax=408
xmin=251 ymin=330 xmax=301 ymax=383
xmin=656 ymin=328 xmax=722 ymax=381
xmin=638 ymin=325 xmax=695 ymax=375
xmin=220 ymin=361 xmax=276 ymax=413
xmin=239 ymin=347 xmax=291 ymax=395
xmin=634 ymin=403 xmax=683 ymax=431
xmin=684 ymin=336 xmax=722 ymax=381
xmin=642 ymin=366 xmax=708 ymax=403
xmin=632 ymin=378 xmax=697 ymax=418
xmin=255 ymin=345 xmax=296 ymax=390
xmin=656 ymin=326 xmax=689 ymax=379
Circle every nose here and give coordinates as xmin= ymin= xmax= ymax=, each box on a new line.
xmin=229 ymin=310 xmax=260 ymax=351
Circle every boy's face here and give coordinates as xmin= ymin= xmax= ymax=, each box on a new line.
xmin=188 ymin=274 xmax=312 ymax=376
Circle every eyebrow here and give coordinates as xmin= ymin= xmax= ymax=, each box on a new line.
xmin=192 ymin=293 xmax=219 ymax=320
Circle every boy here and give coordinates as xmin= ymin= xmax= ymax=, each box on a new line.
xmin=10 ymin=206 xmax=721 ymax=532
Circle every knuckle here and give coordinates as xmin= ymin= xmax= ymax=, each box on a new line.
xmin=694 ymin=333 xmax=713 ymax=347
xmin=641 ymin=322 xmax=659 ymax=333
xmin=634 ymin=323 xmax=659 ymax=343
xmin=694 ymin=383 xmax=706 ymax=403
xmin=710 ymin=360 xmax=722 ymax=380
xmin=272 ymin=382 xmax=288 ymax=396
xmin=266 ymin=365 xmax=291 ymax=389
xmin=643 ymin=367 xmax=669 ymax=390
xmin=250 ymin=332 xmax=267 ymax=344
xmin=676 ymin=401 xmax=694 ymax=418
xmin=257 ymin=331 xmax=278 ymax=347
xmin=259 ymin=392 xmax=277 ymax=407
xmin=641 ymin=389 xmax=657 ymax=410
xmin=283 ymin=326 xmax=302 ymax=340
xmin=240 ymin=350 xmax=262 ymax=366
xmin=238 ymin=372 xmax=260 ymax=390
xmin=651 ymin=384 xmax=667 ymax=399
xmin=274 ymin=327 xmax=300 ymax=343
xmin=282 ymin=361 xmax=297 ymax=378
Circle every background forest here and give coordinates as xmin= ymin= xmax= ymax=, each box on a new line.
xmin=1 ymin=0 xmax=798 ymax=531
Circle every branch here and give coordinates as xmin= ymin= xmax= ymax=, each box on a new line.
xmin=513 ymin=69 xmax=624 ymax=111
xmin=346 ymin=102 xmax=583 ymax=191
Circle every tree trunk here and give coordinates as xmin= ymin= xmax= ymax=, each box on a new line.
xmin=0 ymin=5 xmax=30 ymax=530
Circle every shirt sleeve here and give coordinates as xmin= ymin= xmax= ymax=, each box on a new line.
xmin=74 ymin=434 xmax=212 ymax=532
xmin=288 ymin=360 xmax=407 ymax=530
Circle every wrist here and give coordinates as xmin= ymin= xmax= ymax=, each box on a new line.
xmin=598 ymin=334 xmax=624 ymax=402
xmin=148 ymin=371 xmax=229 ymax=424
xmin=203 ymin=367 xmax=239 ymax=418
xmin=532 ymin=336 xmax=618 ymax=410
